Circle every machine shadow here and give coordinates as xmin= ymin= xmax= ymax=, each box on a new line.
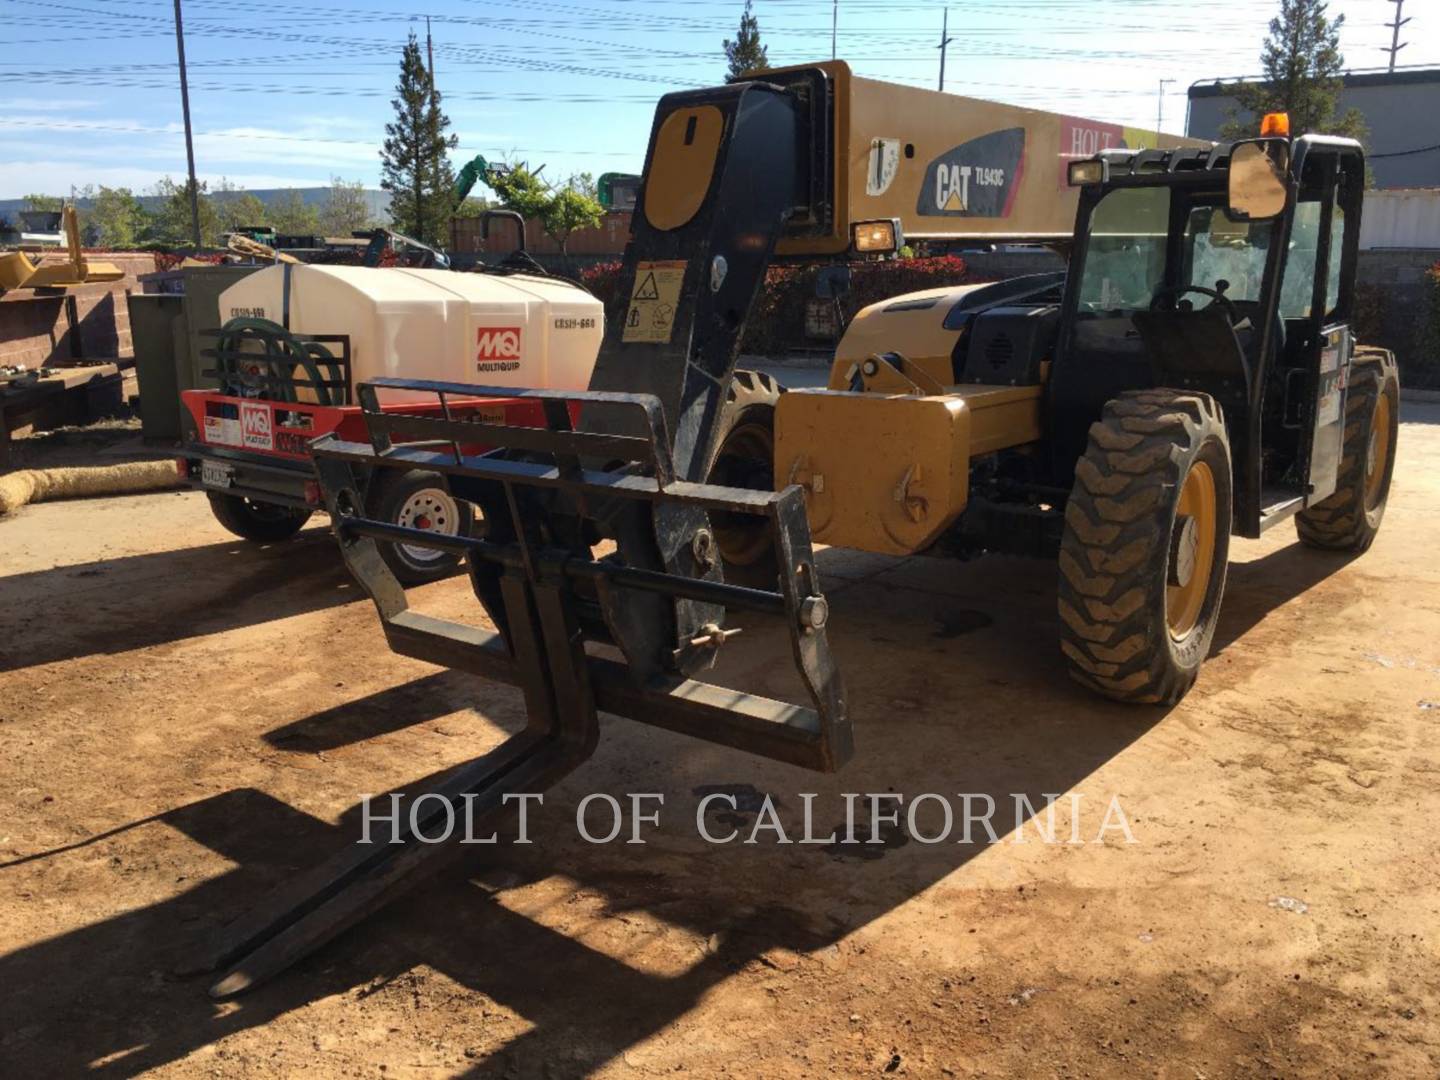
xmin=0 ymin=539 xmax=1338 ymax=1077
xmin=0 ymin=527 xmax=357 ymax=673
xmin=1209 ymin=538 xmax=1360 ymax=654
xmin=261 ymin=670 xmax=488 ymax=751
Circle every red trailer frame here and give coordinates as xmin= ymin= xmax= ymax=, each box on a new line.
xmin=176 ymin=387 xmax=550 ymax=510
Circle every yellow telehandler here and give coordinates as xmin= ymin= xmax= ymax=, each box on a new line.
xmin=198 ymin=63 xmax=1397 ymax=996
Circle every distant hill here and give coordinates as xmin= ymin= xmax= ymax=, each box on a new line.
xmin=0 ymin=187 xmax=391 ymax=220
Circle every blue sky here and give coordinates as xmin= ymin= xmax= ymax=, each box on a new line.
xmin=2 ymin=0 xmax=1435 ymax=198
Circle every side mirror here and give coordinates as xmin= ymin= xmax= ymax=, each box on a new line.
xmin=816 ymin=265 xmax=852 ymax=300
xmin=1228 ymin=141 xmax=1290 ymax=220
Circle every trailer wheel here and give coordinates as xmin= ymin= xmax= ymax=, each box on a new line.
xmin=1295 ymin=351 xmax=1399 ymax=554
xmin=706 ymin=369 xmax=783 ymax=589
xmin=207 ymin=491 xmax=312 ymax=542
xmin=1057 ymin=389 xmax=1232 ymax=705
xmin=369 ymin=469 xmax=474 ymax=586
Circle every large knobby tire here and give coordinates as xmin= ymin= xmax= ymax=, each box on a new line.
xmin=705 ymin=369 xmax=783 ymax=589
xmin=368 ymin=468 xmax=475 ymax=586
xmin=1295 ymin=350 xmax=1399 ymax=554
xmin=207 ymin=491 xmax=312 ymax=542
xmin=1057 ymin=389 xmax=1233 ymax=705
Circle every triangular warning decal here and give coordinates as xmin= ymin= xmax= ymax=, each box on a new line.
xmin=634 ymin=272 xmax=660 ymax=300
xmin=942 ymin=188 xmax=965 ymax=212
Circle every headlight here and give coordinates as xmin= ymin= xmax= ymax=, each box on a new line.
xmin=852 ymin=219 xmax=899 ymax=253
xmin=1067 ymin=160 xmax=1106 ymax=186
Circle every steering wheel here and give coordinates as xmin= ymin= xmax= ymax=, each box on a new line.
xmin=1149 ymin=284 xmax=1239 ymax=325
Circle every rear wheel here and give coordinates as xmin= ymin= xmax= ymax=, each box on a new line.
xmin=1295 ymin=351 xmax=1399 ymax=554
xmin=369 ymin=469 xmax=475 ymax=586
xmin=1057 ymin=389 xmax=1232 ymax=704
xmin=207 ymin=491 xmax=311 ymax=542
xmin=705 ymin=369 xmax=784 ymax=589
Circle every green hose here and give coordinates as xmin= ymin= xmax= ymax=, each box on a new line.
xmin=214 ymin=317 xmax=346 ymax=406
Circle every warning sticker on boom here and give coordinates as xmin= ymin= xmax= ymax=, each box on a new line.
xmin=623 ymin=260 xmax=686 ymax=343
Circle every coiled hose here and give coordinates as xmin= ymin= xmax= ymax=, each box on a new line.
xmin=214 ymin=317 xmax=346 ymax=406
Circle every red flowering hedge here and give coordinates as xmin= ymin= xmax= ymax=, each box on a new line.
xmin=582 ymin=255 xmax=979 ymax=354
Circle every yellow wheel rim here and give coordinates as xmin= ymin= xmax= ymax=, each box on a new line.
xmin=1166 ymin=460 xmax=1217 ymax=640
xmin=1364 ymin=392 xmax=1392 ymax=512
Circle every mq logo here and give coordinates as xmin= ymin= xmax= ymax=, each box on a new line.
xmin=477 ymin=326 xmax=522 ymax=362
xmin=240 ymin=402 xmax=273 ymax=450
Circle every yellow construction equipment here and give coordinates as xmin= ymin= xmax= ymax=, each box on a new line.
xmin=198 ymin=70 xmax=1399 ymax=997
xmin=0 ymin=206 xmax=125 ymax=292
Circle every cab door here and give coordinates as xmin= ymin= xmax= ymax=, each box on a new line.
xmin=1282 ymin=148 xmax=1358 ymax=509
xmin=1307 ymin=324 xmax=1350 ymax=504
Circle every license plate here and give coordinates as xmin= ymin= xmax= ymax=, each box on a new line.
xmin=200 ymin=461 xmax=234 ymax=489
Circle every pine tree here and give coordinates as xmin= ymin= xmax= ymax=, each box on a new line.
xmin=1222 ymin=0 xmax=1366 ymax=142
xmin=723 ymin=0 xmax=769 ymax=80
xmin=380 ymin=33 xmax=458 ymax=246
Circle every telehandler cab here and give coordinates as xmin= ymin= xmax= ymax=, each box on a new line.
xmin=197 ymin=64 xmax=1397 ymax=996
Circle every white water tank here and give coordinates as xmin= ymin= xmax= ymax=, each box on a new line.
xmin=217 ymin=264 xmax=604 ymax=401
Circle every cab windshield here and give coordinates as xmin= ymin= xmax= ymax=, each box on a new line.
xmin=1077 ymin=186 xmax=1275 ymax=315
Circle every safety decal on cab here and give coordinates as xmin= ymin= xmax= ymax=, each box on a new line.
xmin=240 ymin=402 xmax=273 ymax=451
xmin=916 ymin=128 xmax=1026 ymax=218
xmin=477 ymin=327 xmax=522 ymax=373
xmin=623 ymin=261 xmax=686 ymax=344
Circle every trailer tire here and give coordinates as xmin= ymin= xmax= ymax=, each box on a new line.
xmin=705 ymin=369 xmax=784 ymax=589
xmin=207 ymin=491 xmax=312 ymax=542
xmin=369 ymin=468 xmax=474 ymax=586
xmin=1057 ymin=389 xmax=1232 ymax=705
xmin=1295 ymin=350 xmax=1399 ymax=554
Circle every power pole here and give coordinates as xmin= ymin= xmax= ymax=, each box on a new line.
xmin=172 ymin=0 xmax=202 ymax=247
xmin=831 ymin=0 xmax=837 ymax=61
xmin=937 ymin=8 xmax=954 ymax=92
xmin=1384 ymin=0 xmax=1409 ymax=72
xmin=426 ymin=14 xmax=440 ymax=234
xmin=1156 ymin=78 xmax=1175 ymax=143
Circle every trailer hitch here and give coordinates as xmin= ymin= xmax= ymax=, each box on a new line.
xmin=199 ymin=377 xmax=850 ymax=997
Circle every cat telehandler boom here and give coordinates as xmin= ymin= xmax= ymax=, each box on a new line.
xmin=198 ymin=63 xmax=1397 ymax=996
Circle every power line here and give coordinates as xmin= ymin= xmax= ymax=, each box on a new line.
xmin=1369 ymin=141 xmax=1439 ymax=160
xmin=0 ymin=117 xmax=633 ymax=156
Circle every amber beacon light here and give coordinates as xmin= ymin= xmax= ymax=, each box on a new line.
xmin=1259 ymin=111 xmax=1291 ymax=137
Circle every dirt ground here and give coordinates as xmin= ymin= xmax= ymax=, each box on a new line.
xmin=2 ymin=404 xmax=1439 ymax=1079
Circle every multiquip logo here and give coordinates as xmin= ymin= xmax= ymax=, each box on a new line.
xmin=240 ymin=402 xmax=272 ymax=450
xmin=477 ymin=327 xmax=522 ymax=372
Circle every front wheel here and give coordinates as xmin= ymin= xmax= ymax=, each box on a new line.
xmin=1057 ymin=389 xmax=1233 ymax=705
xmin=369 ymin=469 xmax=475 ymax=586
xmin=705 ymin=369 xmax=784 ymax=589
xmin=207 ymin=491 xmax=312 ymax=542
